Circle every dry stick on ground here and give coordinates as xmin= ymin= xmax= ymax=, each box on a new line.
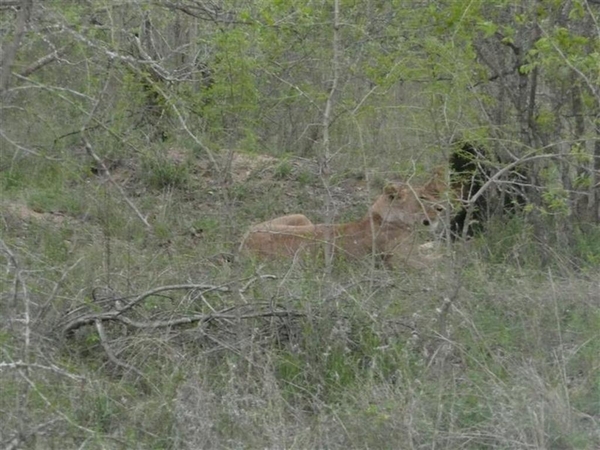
xmin=63 ymin=303 xmax=303 ymax=336
xmin=33 ymin=257 xmax=83 ymax=324
xmin=2 ymin=418 xmax=62 ymax=450
xmin=94 ymin=319 xmax=146 ymax=382
xmin=61 ymin=277 xmax=281 ymax=335
xmin=64 ymin=302 xmax=303 ymax=377
xmin=1 ymin=349 xmax=96 ymax=437
xmin=0 ymin=361 xmax=85 ymax=381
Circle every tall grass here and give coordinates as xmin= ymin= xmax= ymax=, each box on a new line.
xmin=0 ymin=150 xmax=598 ymax=449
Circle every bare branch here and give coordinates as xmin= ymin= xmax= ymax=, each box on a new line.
xmin=83 ymin=140 xmax=151 ymax=228
xmin=2 ymin=419 xmax=62 ymax=450
xmin=19 ymin=46 xmax=68 ymax=77
xmin=119 ymin=283 xmax=234 ymax=313
xmin=0 ymin=127 xmax=62 ymax=160
xmin=0 ymin=0 xmax=21 ymax=7
xmin=126 ymin=61 xmax=218 ymax=167
xmin=11 ymin=73 xmax=98 ymax=102
xmin=1 ymin=349 xmax=96 ymax=436
xmin=80 ymin=70 xmax=151 ymax=228
xmin=33 ymin=257 xmax=84 ymax=324
xmin=95 ymin=320 xmax=146 ymax=380
xmin=0 ymin=361 xmax=85 ymax=381
xmin=320 ymin=0 xmax=340 ymax=272
xmin=118 ymin=308 xmax=304 ymax=329
xmin=468 ymin=152 xmax=565 ymax=206
xmin=61 ymin=278 xmax=280 ymax=335
xmin=62 ymin=303 xmax=304 ymax=337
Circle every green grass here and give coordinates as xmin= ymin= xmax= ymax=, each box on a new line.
xmin=1 ymin=149 xmax=599 ymax=449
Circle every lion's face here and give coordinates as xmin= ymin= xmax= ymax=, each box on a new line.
xmin=372 ymin=183 xmax=444 ymax=230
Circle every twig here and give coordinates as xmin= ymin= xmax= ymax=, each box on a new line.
xmin=119 ymin=283 xmax=232 ymax=313
xmin=83 ymin=139 xmax=151 ymax=228
xmin=33 ymin=257 xmax=83 ymax=324
xmin=61 ymin=279 xmax=279 ymax=335
xmin=0 ymin=361 xmax=85 ymax=381
xmin=1 ymin=349 xmax=95 ymax=436
xmin=2 ymin=418 xmax=62 ymax=450
xmin=126 ymin=60 xmax=218 ymax=167
xmin=0 ymin=237 xmax=18 ymax=268
xmin=63 ymin=304 xmax=303 ymax=335
xmin=20 ymin=46 xmax=68 ymax=77
xmin=0 ymin=127 xmax=62 ymax=160
xmin=468 ymin=152 xmax=564 ymax=206
xmin=80 ymin=62 xmax=151 ymax=228
xmin=240 ymin=274 xmax=277 ymax=293
xmin=94 ymin=320 xmax=145 ymax=380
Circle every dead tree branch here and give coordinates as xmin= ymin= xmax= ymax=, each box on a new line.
xmin=95 ymin=320 xmax=145 ymax=380
xmin=0 ymin=361 xmax=85 ymax=381
xmin=20 ymin=45 xmax=68 ymax=77
xmin=61 ymin=277 xmax=281 ymax=336
xmin=2 ymin=418 xmax=62 ymax=450
xmin=467 ymin=151 xmax=566 ymax=206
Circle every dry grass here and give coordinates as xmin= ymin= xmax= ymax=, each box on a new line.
xmin=0 ymin=151 xmax=599 ymax=449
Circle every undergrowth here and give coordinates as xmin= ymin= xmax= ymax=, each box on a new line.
xmin=0 ymin=151 xmax=599 ymax=449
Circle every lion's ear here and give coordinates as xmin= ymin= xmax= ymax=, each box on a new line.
xmin=384 ymin=183 xmax=405 ymax=200
xmin=423 ymin=166 xmax=446 ymax=195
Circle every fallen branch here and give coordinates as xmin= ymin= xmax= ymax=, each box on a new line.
xmin=1 ymin=349 xmax=96 ymax=437
xmin=62 ymin=302 xmax=302 ymax=336
xmin=0 ymin=361 xmax=85 ymax=381
xmin=95 ymin=320 xmax=145 ymax=380
xmin=61 ymin=277 xmax=280 ymax=336
xmin=2 ymin=418 xmax=62 ymax=450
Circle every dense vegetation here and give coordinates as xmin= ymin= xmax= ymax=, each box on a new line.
xmin=1 ymin=0 xmax=599 ymax=448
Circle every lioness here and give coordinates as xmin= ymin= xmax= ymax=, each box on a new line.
xmin=240 ymin=182 xmax=444 ymax=265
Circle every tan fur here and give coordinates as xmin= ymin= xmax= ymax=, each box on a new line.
xmin=251 ymin=214 xmax=313 ymax=230
xmin=240 ymin=182 xmax=443 ymax=264
xmin=423 ymin=166 xmax=448 ymax=197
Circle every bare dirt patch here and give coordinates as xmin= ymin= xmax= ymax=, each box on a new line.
xmin=227 ymin=152 xmax=279 ymax=183
xmin=3 ymin=201 xmax=67 ymax=224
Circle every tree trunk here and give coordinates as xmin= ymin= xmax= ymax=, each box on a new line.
xmin=0 ymin=0 xmax=33 ymax=94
